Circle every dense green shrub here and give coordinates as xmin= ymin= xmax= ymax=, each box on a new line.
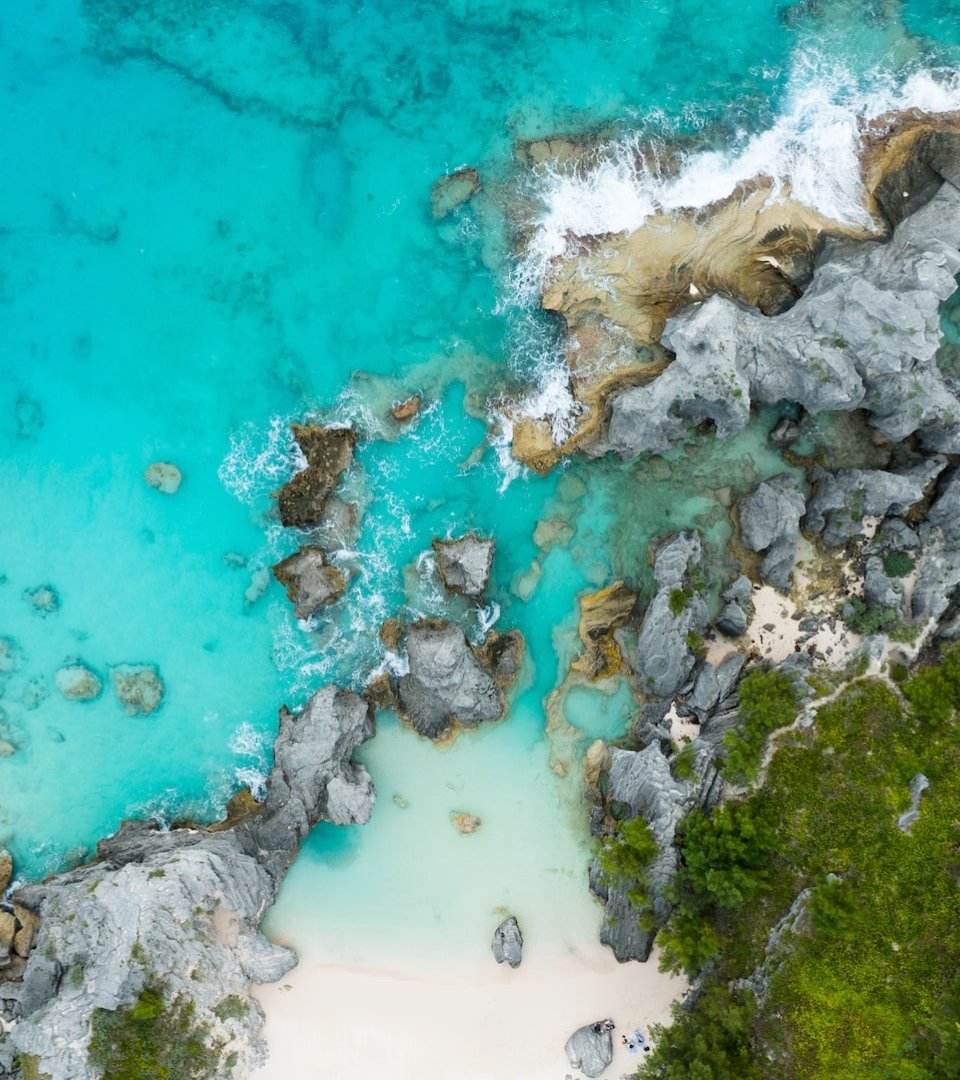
xmin=88 ymin=984 xmax=222 ymax=1080
xmin=841 ymin=596 xmax=897 ymax=635
xmin=597 ymin=816 xmax=658 ymax=907
xmin=669 ymin=587 xmax=692 ymax=616
xmin=721 ymin=667 xmax=798 ymax=783
xmin=883 ymin=551 xmax=916 ymax=578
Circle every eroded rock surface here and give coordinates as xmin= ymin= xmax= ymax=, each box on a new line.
xmin=273 ymin=424 xmax=356 ymax=529
xmin=739 ymin=475 xmax=806 ymax=590
xmin=432 ymin=534 xmax=495 ymax=598
xmin=564 ymin=1022 xmax=613 ymax=1078
xmin=395 ymin=620 xmax=522 ymax=740
xmin=54 ymin=662 xmax=102 ymax=702
xmin=0 ymin=684 xmax=375 ymax=1080
xmin=491 ymin=916 xmax=523 ymax=968
xmin=430 ymin=167 xmax=481 ymax=219
xmin=571 ymin=581 xmax=636 ymax=680
xmin=272 ymin=546 xmax=346 ymax=619
xmin=110 ymin=663 xmax=164 ymax=716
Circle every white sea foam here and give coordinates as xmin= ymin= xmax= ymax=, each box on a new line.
xmin=218 ymin=412 xmax=300 ymax=505
xmin=229 ymin=721 xmax=269 ymax=759
xmin=234 ymin=766 xmax=268 ymax=801
xmin=510 ymin=59 xmax=960 ymax=303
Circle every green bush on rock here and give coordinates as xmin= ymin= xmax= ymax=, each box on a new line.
xmin=597 ymin=816 xmax=658 ymax=908
xmin=721 ymin=667 xmax=798 ymax=783
xmin=88 ymin=984 xmax=223 ymax=1080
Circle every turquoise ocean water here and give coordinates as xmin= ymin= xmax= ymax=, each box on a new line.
xmin=1 ymin=0 xmax=959 ymax=960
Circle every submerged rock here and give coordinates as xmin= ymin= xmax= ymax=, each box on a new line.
xmin=739 ymin=475 xmax=806 ymax=590
xmin=272 ymin=546 xmax=346 ymax=619
xmin=432 ymin=534 xmax=495 ymax=598
xmin=144 ymin=461 xmax=182 ymax=494
xmin=24 ymin=584 xmax=59 ymax=616
xmin=0 ymin=683 xmax=375 ymax=1078
xmin=450 ymin=811 xmax=481 ymax=835
xmin=430 ymin=166 xmax=481 ymax=219
xmin=55 ymin=661 xmax=103 ymax=702
xmin=491 ymin=916 xmax=523 ymax=968
xmin=110 ymin=663 xmax=164 ymax=716
xmin=564 ymin=1022 xmax=613 ymax=1078
xmin=272 ymin=423 xmax=356 ymax=529
xmin=395 ymin=620 xmax=520 ymax=741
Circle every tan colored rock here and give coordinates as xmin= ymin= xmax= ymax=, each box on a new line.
xmin=273 ymin=424 xmax=356 ymax=529
xmin=584 ymin=739 xmax=610 ymax=787
xmin=0 ymin=853 xmax=11 ymax=893
xmin=571 ymin=581 xmax=637 ymax=680
xmin=533 ymin=517 xmax=575 ymax=550
xmin=390 ymin=395 xmax=421 ymax=422
xmin=379 ymin=618 xmax=404 ymax=652
xmin=110 ymin=663 xmax=164 ymax=716
xmin=450 ymin=811 xmax=481 ymax=834
xmin=13 ymin=904 xmax=39 ymax=958
xmin=0 ymin=911 xmax=15 ymax=955
xmin=144 ymin=461 xmax=182 ymax=494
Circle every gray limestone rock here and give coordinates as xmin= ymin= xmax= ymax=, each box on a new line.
xmin=600 ymin=182 xmax=960 ymax=459
xmin=863 ymin=555 xmax=906 ymax=618
xmin=491 ymin=916 xmax=523 ymax=968
xmin=716 ymin=601 xmax=748 ymax=637
xmin=432 ymin=534 xmax=495 ymax=598
xmin=739 ymin=475 xmax=805 ymax=590
xmin=914 ymin=469 xmax=960 ymax=624
xmin=636 ymin=532 xmax=709 ymax=700
xmin=0 ymin=683 xmax=376 ymax=1080
xmin=564 ymin=1023 xmax=613 ymax=1078
xmin=805 ymin=458 xmax=946 ymax=548
xmin=272 ymin=546 xmax=346 ymax=619
xmin=396 ymin=621 xmax=515 ymax=740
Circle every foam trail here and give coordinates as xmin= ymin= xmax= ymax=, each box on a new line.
xmin=511 ymin=59 xmax=960 ymax=303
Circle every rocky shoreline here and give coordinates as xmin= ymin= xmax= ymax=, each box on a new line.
xmin=3 ymin=107 xmax=960 ymax=1080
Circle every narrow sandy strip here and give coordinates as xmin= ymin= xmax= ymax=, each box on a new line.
xmin=252 ymin=942 xmax=685 ymax=1080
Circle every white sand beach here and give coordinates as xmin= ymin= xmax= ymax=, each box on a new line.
xmin=253 ymin=940 xmax=685 ymax=1080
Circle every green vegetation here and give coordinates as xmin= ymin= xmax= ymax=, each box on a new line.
xmin=721 ymin=667 xmax=798 ymax=783
xmin=671 ymin=742 xmax=696 ymax=781
xmin=840 ymin=596 xmax=897 ymax=635
xmin=15 ymin=1055 xmax=52 ymax=1080
xmin=597 ymin=817 xmax=659 ymax=908
xmin=638 ymin=646 xmax=960 ymax=1080
xmin=88 ymin=984 xmax=224 ymax=1080
xmin=213 ymin=995 xmax=249 ymax=1022
xmin=883 ymin=550 xmax=916 ymax=578
xmin=669 ymin=587 xmax=692 ymax=616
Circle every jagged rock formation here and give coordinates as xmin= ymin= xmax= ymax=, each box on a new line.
xmin=430 ymin=167 xmax=481 ymax=219
xmin=571 ymin=581 xmax=636 ymax=680
xmin=914 ymin=469 xmax=960 ymax=624
xmin=394 ymin=620 xmax=523 ymax=740
xmin=0 ymin=685 xmax=375 ymax=1080
xmin=272 ymin=424 xmax=356 ymax=529
xmin=272 ymin=546 xmax=346 ymax=619
xmin=716 ymin=575 xmax=752 ymax=637
xmin=510 ymin=117 xmax=960 ymax=470
xmin=491 ymin=917 xmax=523 ymax=968
xmin=804 ymin=458 xmax=946 ymax=548
xmin=432 ymin=534 xmax=495 ymax=598
xmin=636 ymin=532 xmax=708 ymax=700
xmin=739 ymin=475 xmax=806 ymax=590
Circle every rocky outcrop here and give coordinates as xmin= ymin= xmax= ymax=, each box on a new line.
xmin=430 ymin=167 xmax=481 ymax=219
xmin=394 ymin=621 xmax=522 ymax=740
xmin=432 ymin=534 xmax=495 ymax=598
xmin=571 ymin=581 xmax=636 ymax=680
xmin=491 ymin=916 xmax=523 ymax=968
xmin=739 ymin=475 xmax=806 ymax=590
xmin=913 ymin=469 xmax=960 ymax=624
xmin=109 ymin=663 xmax=164 ymax=715
xmin=598 ymin=161 xmax=960 ymax=462
xmin=272 ymin=546 xmax=346 ymax=619
xmin=389 ymin=395 xmax=421 ymax=422
xmin=636 ymin=532 xmax=708 ymax=700
xmin=564 ymin=1022 xmax=613 ymax=1078
xmin=804 ymin=458 xmax=946 ymax=549
xmin=0 ymin=685 xmax=375 ymax=1079
xmin=272 ymin=424 xmax=356 ymax=529
xmin=144 ymin=462 xmax=182 ymax=494
xmin=716 ymin=575 xmax=752 ymax=637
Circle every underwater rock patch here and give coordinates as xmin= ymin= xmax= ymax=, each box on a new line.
xmin=144 ymin=461 xmax=182 ymax=494
xmin=450 ymin=811 xmax=481 ymax=834
xmin=23 ymin=585 xmax=59 ymax=616
xmin=55 ymin=661 xmax=103 ymax=702
xmin=571 ymin=580 xmax=637 ymax=680
xmin=0 ymin=638 xmax=23 ymax=677
xmin=430 ymin=167 xmax=481 ymax=219
xmin=110 ymin=663 xmax=164 ymax=715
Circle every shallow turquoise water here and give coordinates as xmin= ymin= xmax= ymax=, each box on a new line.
xmin=0 ymin=0 xmax=958 ymax=922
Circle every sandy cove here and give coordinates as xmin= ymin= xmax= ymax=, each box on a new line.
xmin=252 ymin=939 xmax=685 ymax=1080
